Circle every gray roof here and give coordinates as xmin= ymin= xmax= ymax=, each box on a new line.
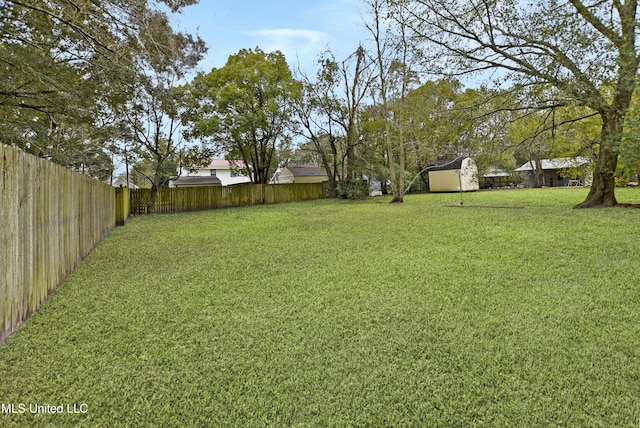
xmin=514 ymin=157 xmax=591 ymax=172
xmin=286 ymin=167 xmax=328 ymax=177
xmin=171 ymin=176 xmax=222 ymax=186
xmin=429 ymin=156 xmax=468 ymax=171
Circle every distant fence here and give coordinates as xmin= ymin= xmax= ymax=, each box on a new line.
xmin=1 ymin=144 xmax=115 ymax=344
xmin=130 ymin=183 xmax=327 ymax=215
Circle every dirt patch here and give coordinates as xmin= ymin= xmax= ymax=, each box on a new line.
xmin=618 ymin=203 xmax=640 ymax=209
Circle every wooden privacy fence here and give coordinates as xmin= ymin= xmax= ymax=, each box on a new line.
xmin=130 ymin=182 xmax=327 ymax=215
xmin=1 ymin=144 xmax=115 ymax=344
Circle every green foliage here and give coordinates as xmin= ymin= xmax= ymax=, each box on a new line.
xmin=619 ymin=110 xmax=640 ymax=182
xmin=401 ymin=80 xmax=469 ymax=164
xmin=0 ymin=0 xmax=203 ymax=180
xmin=1 ymin=190 xmax=640 ymax=425
xmin=130 ymin=156 xmax=178 ymax=189
xmin=106 ymin=4 xmax=206 ymax=204
xmin=336 ymin=177 xmax=370 ymax=200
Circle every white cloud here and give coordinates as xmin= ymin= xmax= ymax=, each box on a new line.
xmin=245 ymin=28 xmax=330 ymax=72
xmin=308 ymin=0 xmax=366 ymax=38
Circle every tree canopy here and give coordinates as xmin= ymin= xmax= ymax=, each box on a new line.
xmin=0 ymin=0 xmax=202 ymax=179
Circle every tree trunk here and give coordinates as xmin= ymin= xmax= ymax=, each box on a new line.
xmin=575 ymin=147 xmax=618 ymax=208
xmin=575 ymin=112 xmax=621 ymax=208
xmin=398 ymin=138 xmax=405 ymax=201
xmin=531 ymin=154 xmax=543 ymax=188
xmin=389 ymin=120 xmax=405 ymax=203
xmin=149 ymin=184 xmax=158 ymax=213
xmin=148 ymin=156 xmax=166 ymax=213
xmin=385 ymin=122 xmax=402 ymax=203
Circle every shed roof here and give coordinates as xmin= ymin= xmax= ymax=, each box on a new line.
xmin=285 ymin=166 xmax=328 ymax=177
xmin=429 ymin=156 xmax=468 ymax=171
xmin=172 ymin=176 xmax=222 ymax=186
xmin=514 ymin=157 xmax=590 ymax=172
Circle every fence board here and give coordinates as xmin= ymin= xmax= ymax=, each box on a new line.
xmin=115 ymin=186 xmax=130 ymax=226
xmin=129 ymin=183 xmax=326 ymax=215
xmin=1 ymin=144 xmax=115 ymax=344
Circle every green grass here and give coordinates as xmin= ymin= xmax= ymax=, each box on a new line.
xmin=1 ymin=188 xmax=640 ymax=427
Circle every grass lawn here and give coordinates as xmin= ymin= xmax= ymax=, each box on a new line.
xmin=1 ymin=188 xmax=639 ymax=426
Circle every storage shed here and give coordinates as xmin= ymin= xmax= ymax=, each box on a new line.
xmin=428 ymin=157 xmax=479 ymax=192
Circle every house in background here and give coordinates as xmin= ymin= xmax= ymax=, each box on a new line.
xmin=112 ymin=176 xmax=139 ymax=189
xmin=428 ymin=157 xmax=479 ymax=192
xmin=170 ymin=159 xmax=251 ymax=187
xmin=365 ymin=178 xmax=384 ymax=196
xmin=271 ymin=166 xmax=329 ymax=184
xmin=514 ymin=157 xmax=591 ymax=187
xmin=482 ymin=169 xmax=512 ymax=189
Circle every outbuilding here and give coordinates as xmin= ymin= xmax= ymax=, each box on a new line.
xmin=482 ymin=169 xmax=512 ymax=189
xmin=428 ymin=157 xmax=479 ymax=192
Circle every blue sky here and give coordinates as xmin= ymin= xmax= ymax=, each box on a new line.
xmin=169 ymin=0 xmax=368 ymax=76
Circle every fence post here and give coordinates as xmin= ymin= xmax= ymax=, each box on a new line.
xmin=115 ymin=186 xmax=130 ymax=226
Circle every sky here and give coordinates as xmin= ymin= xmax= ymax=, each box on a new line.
xmin=168 ymin=0 xmax=370 ymax=77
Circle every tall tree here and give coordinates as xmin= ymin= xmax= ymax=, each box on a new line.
xmin=337 ymin=46 xmax=377 ymax=198
xmin=293 ymin=52 xmax=353 ymax=196
xmin=399 ymin=0 xmax=639 ymax=207
xmin=120 ymin=10 xmax=206 ymax=211
xmin=366 ymin=0 xmax=406 ymax=203
xmin=183 ymin=48 xmax=301 ymax=186
xmin=293 ymin=48 xmax=376 ymax=199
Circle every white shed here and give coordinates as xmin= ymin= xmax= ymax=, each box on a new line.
xmin=428 ymin=157 xmax=479 ymax=192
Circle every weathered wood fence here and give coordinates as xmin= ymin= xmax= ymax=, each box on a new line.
xmin=130 ymin=183 xmax=327 ymax=215
xmin=1 ymin=144 xmax=115 ymax=344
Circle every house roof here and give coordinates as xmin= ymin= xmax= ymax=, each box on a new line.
xmin=172 ymin=176 xmax=222 ymax=186
xmin=112 ymin=177 xmax=139 ymax=189
xmin=514 ymin=157 xmax=591 ymax=172
xmin=429 ymin=156 xmax=468 ymax=171
xmin=483 ymin=169 xmax=511 ymax=178
xmin=206 ymin=159 xmax=246 ymax=169
xmin=285 ymin=166 xmax=328 ymax=177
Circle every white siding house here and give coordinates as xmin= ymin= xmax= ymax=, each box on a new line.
xmin=170 ymin=159 xmax=251 ymax=187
